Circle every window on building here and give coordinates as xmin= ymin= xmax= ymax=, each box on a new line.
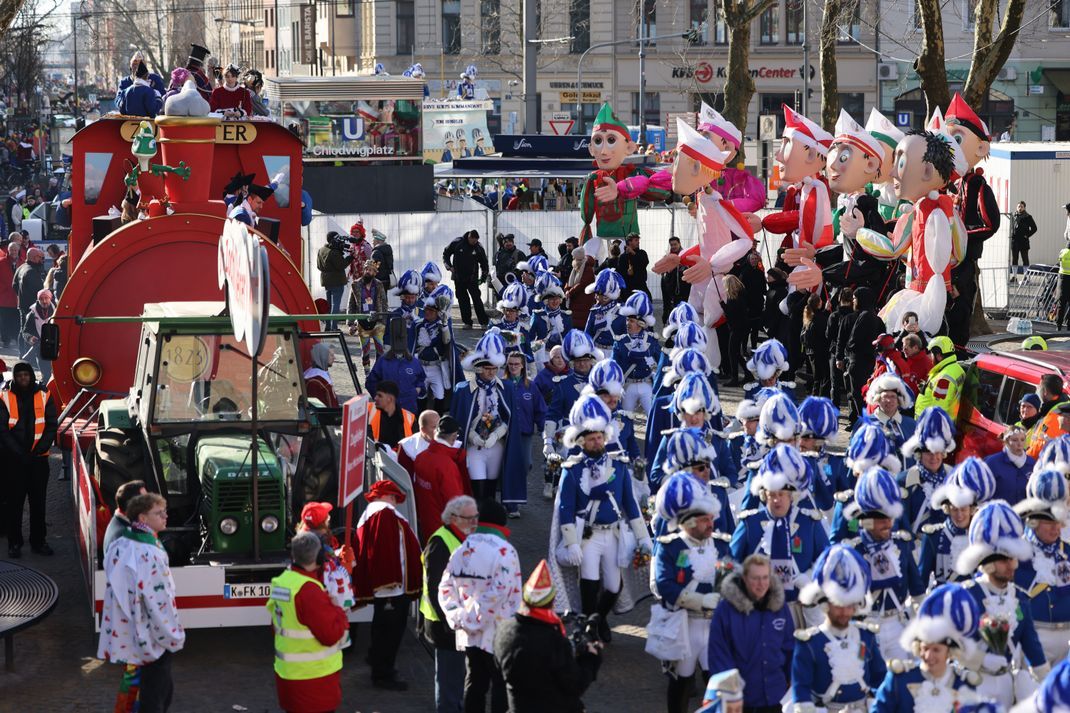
xmin=760 ymin=92 xmax=796 ymax=133
xmin=786 ymin=0 xmax=803 ymax=45
xmin=839 ymin=0 xmax=861 ymax=43
xmin=631 ymin=92 xmax=660 ymax=129
xmin=838 ymin=92 xmax=865 ymax=119
xmin=336 ymin=0 xmax=354 ymax=17
xmin=565 ymin=102 xmax=599 ymax=128
xmin=570 ymin=0 xmax=590 ymax=53
xmin=1053 ymin=0 xmax=1070 ymax=27
xmin=760 ymin=4 xmax=780 ymax=44
xmin=397 ymin=0 xmax=415 ymax=55
xmin=689 ymin=0 xmax=707 ymax=45
xmin=637 ymin=0 xmax=656 ymax=45
xmin=481 ymin=0 xmax=501 ymax=54
xmin=963 ymin=0 xmax=975 ymax=28
xmin=443 ymin=0 xmax=461 ymax=54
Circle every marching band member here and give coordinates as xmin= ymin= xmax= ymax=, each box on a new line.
xmin=543 ymin=330 xmax=603 ymax=493
xmin=857 ymin=373 xmax=917 ymax=469
xmin=613 ymin=291 xmax=660 ymax=414
xmin=645 ymin=348 xmax=714 ymax=466
xmin=797 ymin=396 xmax=846 ymax=515
xmin=390 ymin=269 xmax=423 ymax=329
xmin=743 ymin=339 xmax=797 ymax=403
xmin=900 ymin=406 xmax=957 ymax=534
xmin=583 ymin=269 xmax=626 ymax=351
xmin=919 ymin=458 xmax=997 ymax=587
xmin=529 ymin=271 xmax=569 ymax=370
xmin=649 ymin=372 xmax=732 ymax=494
xmin=830 ymin=421 xmax=901 ymax=542
xmin=492 ymin=282 xmax=534 ymax=364
xmin=738 ymin=392 xmax=804 ymax=512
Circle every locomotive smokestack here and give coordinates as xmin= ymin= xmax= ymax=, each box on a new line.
xmin=154 ymin=116 xmax=221 ymax=206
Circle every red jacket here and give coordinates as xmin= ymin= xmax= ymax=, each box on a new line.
xmin=861 ymin=349 xmax=911 ymax=403
xmin=901 ymin=350 xmax=934 ymax=398
xmin=412 ymin=440 xmax=471 ymax=544
xmin=274 ymin=567 xmax=348 ymax=713
xmin=0 ymin=256 xmax=16 ymax=309
xmin=566 ymin=256 xmax=597 ymax=330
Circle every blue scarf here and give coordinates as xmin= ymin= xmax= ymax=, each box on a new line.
xmin=1027 ymin=527 xmax=1062 ymax=559
xmin=919 ymin=464 xmax=945 ymax=488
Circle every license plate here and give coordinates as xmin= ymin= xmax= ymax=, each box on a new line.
xmin=224 ymin=583 xmax=271 ymax=599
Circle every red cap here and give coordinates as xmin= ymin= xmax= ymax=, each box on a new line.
xmin=365 ymin=479 xmax=406 ymax=503
xmin=946 ymin=93 xmax=989 ymax=141
xmin=350 ymin=223 xmax=366 ymax=239
xmin=301 ymin=501 xmax=333 ymax=528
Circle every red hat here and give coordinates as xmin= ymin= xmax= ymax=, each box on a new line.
xmin=301 ymin=501 xmax=333 ymax=528
xmin=782 ymin=103 xmax=833 ymax=155
xmin=365 ymin=479 xmax=406 ymax=503
xmin=350 ymin=222 xmax=366 ymax=239
xmin=946 ymin=92 xmax=990 ymax=141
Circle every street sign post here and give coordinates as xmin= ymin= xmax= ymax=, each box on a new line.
xmin=548 ymin=116 xmax=575 ymax=135
xmin=897 ymin=112 xmax=912 ymax=128
xmin=339 ymin=394 xmax=370 ymax=507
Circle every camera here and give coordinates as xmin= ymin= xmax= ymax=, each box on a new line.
xmin=561 ymin=611 xmax=603 ymax=652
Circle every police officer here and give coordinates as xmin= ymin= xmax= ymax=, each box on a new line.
xmin=914 ymin=336 xmax=965 ymax=420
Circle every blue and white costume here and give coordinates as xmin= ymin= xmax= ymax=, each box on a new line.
xmin=652 ymin=302 xmax=701 ymax=397
xmin=829 ymin=421 xmax=901 ymax=542
xmin=583 ymin=269 xmax=626 ymax=350
xmin=918 ymin=457 xmax=997 ymax=587
xmin=898 ymin=406 xmax=957 ymax=534
xmin=645 ymin=348 xmax=713 ymax=465
xmin=529 ymin=272 xmax=568 ymax=369
xmin=543 ymin=330 xmax=603 ymax=470
xmin=855 ymin=373 xmax=917 ymax=471
xmin=493 ymin=282 xmax=535 ymax=362
xmin=798 ymin=396 xmax=846 ymax=514
xmin=742 ymin=339 xmax=797 ymax=403
xmin=389 ymin=269 xmax=422 ymax=331
xmin=613 ymin=291 xmax=660 ymax=414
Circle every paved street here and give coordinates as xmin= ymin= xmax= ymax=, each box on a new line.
xmin=3 ymin=331 xmax=685 ymax=712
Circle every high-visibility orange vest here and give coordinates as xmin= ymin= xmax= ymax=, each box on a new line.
xmin=367 ymin=404 xmax=415 ymax=442
xmin=0 ymin=388 xmax=49 ymax=455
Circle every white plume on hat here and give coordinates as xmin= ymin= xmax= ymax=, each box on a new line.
xmin=865 ymin=372 xmax=914 ymax=408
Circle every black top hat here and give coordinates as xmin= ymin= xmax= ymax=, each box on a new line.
xmin=248 ymin=184 xmax=275 ymax=201
xmin=188 ymin=44 xmax=210 ymax=67
xmin=223 ymin=171 xmax=255 ymax=197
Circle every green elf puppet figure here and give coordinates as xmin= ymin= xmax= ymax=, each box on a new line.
xmin=579 ymin=102 xmax=671 ymax=259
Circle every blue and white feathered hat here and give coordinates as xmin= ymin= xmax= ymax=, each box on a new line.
xmin=561 ymin=329 xmax=604 ymax=362
xmin=956 ymin=500 xmax=1033 ymax=575
xmin=584 ymin=268 xmax=625 ymax=299
xmin=1015 ymin=468 xmax=1070 ymax=523
xmin=421 ymin=283 xmax=454 ymax=311
xmin=517 ymin=254 xmax=550 ymax=275
xmin=461 ymin=64 xmax=478 ymax=80
xmin=798 ymin=544 xmax=872 ymax=607
xmin=1023 ymin=657 xmax=1070 ymax=713
xmin=461 ymin=327 xmax=506 ymax=370
xmin=618 ymin=291 xmax=655 ymax=327
xmin=665 ymin=428 xmax=718 ymax=472
xmin=902 ymin=406 xmax=956 ymax=457
xmin=757 ymin=392 xmax=800 ymax=444
xmin=663 ymin=348 xmax=710 ymax=387
xmin=391 ymin=268 xmax=422 ymax=296
xmin=798 ymin=396 xmax=839 ymax=441
xmin=899 ymin=583 xmax=982 ymax=658
xmin=581 ymin=358 xmax=625 ymax=398
xmin=534 ymin=271 xmax=565 ymax=300
xmin=1035 ymin=435 xmax=1070 ymax=476
xmin=846 ymin=467 xmax=903 ymax=520
xmin=563 ymin=393 xmax=617 ymax=448
xmin=745 ymin=339 xmax=789 ymax=381
xmin=655 ymin=471 xmax=720 ymax=531
xmin=865 ymin=372 xmax=915 ymax=408
xmin=697 ymin=669 xmax=745 ymax=713
xmin=662 ymin=302 xmax=699 ymax=340
xmin=496 ymin=282 xmax=529 ymax=313
xmin=932 ymin=457 xmax=997 ymax=509
xmin=373 ymin=62 xmax=388 ymax=75
xmin=672 ymin=321 xmax=708 ymax=354
xmin=846 ymin=421 xmax=901 ymax=473
xmin=672 ymin=372 xmax=720 ymax=416
xmin=421 ymin=261 xmax=443 ymax=284
xmin=735 ymin=399 xmax=760 ymax=423
xmin=752 ymin=444 xmax=810 ymax=496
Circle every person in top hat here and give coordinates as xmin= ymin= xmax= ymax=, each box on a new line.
xmin=578 ymin=102 xmax=672 ymax=260
xmin=186 ymin=43 xmax=213 ymax=100
xmin=551 ymin=393 xmax=651 ymax=642
xmin=365 ymin=325 xmax=426 ymax=417
xmin=797 ymin=396 xmax=846 ymax=515
xmin=792 ymin=544 xmax=886 ymax=713
xmin=841 ymin=466 xmax=926 ymax=660
xmin=652 ymin=472 xmax=725 ymax=713
xmin=958 ymin=500 xmax=1049 ymax=707
xmin=945 ymin=92 xmax=1000 ymax=347
xmin=612 ymin=291 xmax=660 ymax=414
xmin=352 ymin=479 xmax=422 ymax=691
xmin=919 ymin=457 xmax=997 ymax=587
xmin=1014 ymin=469 xmax=1070 ymax=664
xmin=529 ymin=271 xmax=568 ymax=371
xmin=872 ymin=582 xmax=984 ymax=712
xmin=583 ymin=268 xmax=626 ymax=351
xmin=493 ymin=560 xmax=602 ymax=713
xmin=698 ymin=669 xmax=745 ymax=713
xmin=743 ymin=338 xmax=797 ymax=403
xmin=899 ymin=406 xmax=956 ymax=534
xmin=730 ymin=445 xmax=828 ymax=618
xmin=542 ymin=330 xmax=603 ymax=482
xmin=228 ymin=183 xmax=274 ymax=227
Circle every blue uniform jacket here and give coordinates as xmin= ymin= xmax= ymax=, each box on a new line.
xmin=648 ymin=424 xmax=735 ymax=492
xmin=650 ymin=345 xmax=672 ymax=397
xmin=743 ymin=380 xmax=797 ymax=403
xmin=557 ymin=453 xmax=640 ymax=526
xmin=803 ymin=449 xmax=846 ymax=512
xmin=583 ymin=302 xmax=623 ymax=350
xmin=871 ymin=662 xmax=978 ymax=713
xmin=529 ymin=308 xmax=568 ymax=351
xmin=708 ymin=573 xmax=794 ymax=708
xmin=653 ymin=532 xmax=719 ymax=606
xmin=409 ymin=318 xmax=465 ymax=386
xmin=364 ymin=355 xmax=427 ymax=414
xmin=984 ymin=449 xmax=1035 ymax=505
xmin=503 ymin=377 xmax=546 ymax=437
xmin=118 ymin=82 xmax=162 ymax=118
xmin=546 ymin=371 xmax=588 ymax=426
xmin=532 ymin=366 xmax=562 ymax=406
xmin=501 ymin=377 xmax=546 ymax=504
xmin=729 ymin=505 xmax=829 ymax=602
xmin=726 ymin=432 xmax=762 ymax=488
xmin=651 ymin=477 xmax=733 ymax=559
xmin=962 ymin=578 xmax=1047 ymax=670
xmin=791 ymin=625 xmax=886 ymax=706
xmin=611 ymin=330 xmax=660 ymax=382
xmin=117 ymin=72 xmax=165 ymax=100
xmin=492 ymin=316 xmax=534 ymax=362
xmin=898 ymin=464 xmax=951 ymax=533
xmin=1015 ymin=537 xmax=1070 ymax=625
xmin=851 ymin=413 xmax=916 ymax=469
xmin=918 ymin=520 xmax=970 ymax=587
xmin=845 ymin=530 xmax=925 ymax=613
xmin=644 ymin=393 xmax=675 ymax=464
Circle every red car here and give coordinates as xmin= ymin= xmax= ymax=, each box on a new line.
xmin=958 ymin=344 xmax=1070 ymax=461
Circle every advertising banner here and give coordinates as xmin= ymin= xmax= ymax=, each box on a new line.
xmin=422 ymin=99 xmax=493 ymax=163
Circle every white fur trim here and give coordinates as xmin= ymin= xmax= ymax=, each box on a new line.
xmin=865 ymin=373 xmax=914 ymax=408
xmin=954 ymin=536 xmax=1034 ymax=576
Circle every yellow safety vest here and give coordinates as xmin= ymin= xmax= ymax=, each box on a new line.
xmin=266 ymin=569 xmax=344 ymax=681
xmin=914 ymin=355 xmax=966 ymax=421
xmin=0 ymin=388 xmax=48 ymax=455
xmin=1060 ymin=248 xmax=1070 ymax=276
xmin=419 ymin=526 xmax=463 ymax=622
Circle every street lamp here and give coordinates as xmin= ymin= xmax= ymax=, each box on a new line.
xmin=575 ymin=25 xmax=702 ymax=139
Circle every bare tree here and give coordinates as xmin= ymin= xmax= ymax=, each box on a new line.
xmin=818 ymin=0 xmax=847 ymax=132
xmin=722 ymin=0 xmax=777 ymax=162
xmin=913 ymin=0 xmax=950 ymax=117
xmin=0 ymin=0 xmax=28 ymax=34
xmin=0 ymin=0 xmax=60 ymax=108
xmin=962 ymin=0 xmax=1027 ymax=105
xmin=459 ymin=0 xmax=573 ymax=86
xmin=88 ymin=0 xmax=205 ymax=82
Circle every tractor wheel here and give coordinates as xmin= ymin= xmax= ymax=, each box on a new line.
xmin=94 ymin=427 xmax=149 ymax=510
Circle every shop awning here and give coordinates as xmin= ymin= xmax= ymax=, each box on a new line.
xmin=1043 ymin=69 xmax=1070 ymax=96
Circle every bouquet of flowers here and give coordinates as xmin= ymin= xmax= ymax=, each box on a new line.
xmin=632 ymin=547 xmax=651 ymax=570
xmin=979 ymin=613 xmax=1011 ymax=656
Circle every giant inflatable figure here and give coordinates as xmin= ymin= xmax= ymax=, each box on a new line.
xmin=578 ymin=102 xmax=671 ymax=259
xmin=944 ymin=92 xmax=1000 ymax=346
xmin=864 ymin=109 xmax=908 ymax=224
xmin=697 ymin=102 xmax=765 ymax=222
xmin=854 ymin=126 xmax=968 ymax=334
xmin=652 ymin=119 xmax=754 ymax=370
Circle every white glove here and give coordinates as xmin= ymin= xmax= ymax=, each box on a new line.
xmin=560 ymin=524 xmax=584 ymax=566
xmin=563 ymin=544 xmax=583 ymax=567
xmin=982 ymin=653 xmax=1009 ymax=674
xmin=1031 ymin=661 xmax=1052 ymax=682
xmin=543 ymin=441 xmax=556 ymax=460
xmin=701 ymin=592 xmax=719 ymax=610
xmin=645 ymin=357 xmax=656 ymax=368
xmin=629 ymin=517 xmax=653 ymax=555
xmin=675 ymin=588 xmax=705 ymax=612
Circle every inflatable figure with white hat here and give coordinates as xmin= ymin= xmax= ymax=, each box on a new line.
xmin=865 ymin=108 xmax=909 ymax=221
xmin=697 ymin=101 xmax=766 ymax=219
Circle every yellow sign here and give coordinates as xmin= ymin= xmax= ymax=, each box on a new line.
xmin=119 ymin=120 xmax=257 ymax=144
xmin=560 ymin=91 xmax=602 ymax=104
xmin=161 ymin=336 xmax=211 ymax=382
